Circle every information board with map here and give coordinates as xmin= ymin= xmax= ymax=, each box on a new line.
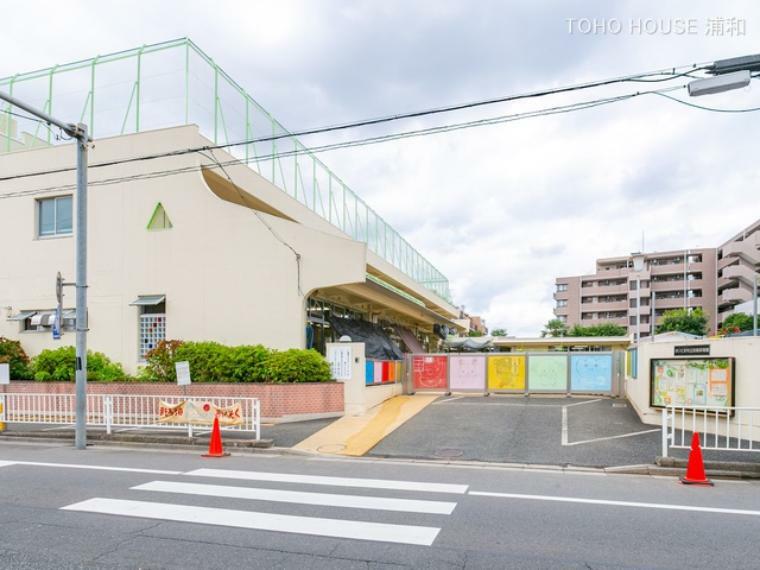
xmin=650 ymin=358 xmax=734 ymax=408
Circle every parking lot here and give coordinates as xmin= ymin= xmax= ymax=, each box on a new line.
xmin=368 ymin=395 xmax=677 ymax=467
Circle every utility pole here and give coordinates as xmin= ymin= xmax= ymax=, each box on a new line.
xmin=0 ymin=91 xmax=90 ymax=450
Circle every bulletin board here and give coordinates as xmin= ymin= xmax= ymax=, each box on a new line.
xmin=449 ymin=355 xmax=486 ymax=392
xmin=650 ymin=358 xmax=734 ymax=408
xmin=487 ymin=355 xmax=526 ymax=392
xmin=412 ymin=355 xmax=448 ymax=390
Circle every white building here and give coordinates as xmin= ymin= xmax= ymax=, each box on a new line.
xmin=0 ymin=39 xmax=460 ymax=374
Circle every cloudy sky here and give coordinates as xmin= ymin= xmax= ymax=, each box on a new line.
xmin=3 ymin=1 xmax=759 ymax=335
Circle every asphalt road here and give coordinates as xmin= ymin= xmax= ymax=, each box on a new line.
xmin=1 ymin=441 xmax=760 ymax=568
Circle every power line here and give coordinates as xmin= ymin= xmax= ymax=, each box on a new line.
xmin=0 ymin=85 xmax=685 ymax=198
xmin=0 ymin=61 xmax=715 ymax=183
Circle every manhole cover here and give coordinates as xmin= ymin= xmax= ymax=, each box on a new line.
xmin=433 ymin=448 xmax=464 ymax=458
xmin=612 ymin=402 xmax=628 ymax=408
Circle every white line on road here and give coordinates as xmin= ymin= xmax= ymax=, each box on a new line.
xmin=132 ymin=480 xmax=457 ymax=514
xmin=564 ymin=399 xmax=603 ymax=408
xmin=565 ymin=429 xmax=661 ymax=447
xmin=469 ymin=491 xmax=760 ymax=518
xmin=0 ymin=461 xmax=15 ymax=468
xmin=7 ymin=460 xmax=181 ymax=475
xmin=186 ymin=468 xmax=469 ymax=494
xmin=62 ymin=498 xmax=441 ymax=546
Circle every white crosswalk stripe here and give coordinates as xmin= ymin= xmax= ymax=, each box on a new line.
xmin=132 ymin=480 xmax=457 ymax=514
xmin=62 ymin=498 xmax=442 ymax=546
xmin=184 ymin=468 xmax=469 ymax=494
xmin=60 ymin=469 xmax=463 ymax=546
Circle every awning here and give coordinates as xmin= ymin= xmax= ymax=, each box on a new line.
xmin=61 ymin=309 xmax=77 ymax=319
xmin=129 ymin=295 xmax=166 ymax=306
xmin=8 ymin=310 xmax=37 ymax=321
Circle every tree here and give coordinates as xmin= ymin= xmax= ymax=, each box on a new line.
xmin=541 ymin=318 xmax=568 ymax=338
xmin=467 ymin=330 xmax=485 ymax=337
xmin=656 ymin=308 xmax=708 ymax=336
xmin=719 ymin=312 xmax=754 ymax=335
xmin=490 ymin=328 xmax=508 ymax=337
xmin=568 ymin=323 xmax=628 ymax=337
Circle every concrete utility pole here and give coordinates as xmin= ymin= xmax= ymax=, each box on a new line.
xmin=0 ymin=91 xmax=90 ymax=450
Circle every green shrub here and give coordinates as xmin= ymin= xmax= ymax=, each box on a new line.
xmin=140 ymin=340 xmax=184 ymax=382
xmin=173 ymin=341 xmax=235 ymax=383
xmin=262 ymin=349 xmax=332 ymax=383
xmin=31 ymin=346 xmax=126 ymax=382
xmin=229 ymin=344 xmax=270 ymax=382
xmin=0 ymin=337 xmax=32 ymax=380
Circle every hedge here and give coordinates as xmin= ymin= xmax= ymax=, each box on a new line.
xmin=30 ymin=346 xmax=126 ymax=382
xmin=0 ymin=337 xmax=32 ymax=380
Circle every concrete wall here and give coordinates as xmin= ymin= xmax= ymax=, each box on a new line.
xmin=626 ymin=337 xmax=760 ymax=429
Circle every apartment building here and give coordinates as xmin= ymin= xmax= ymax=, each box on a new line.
xmin=717 ymin=219 xmax=760 ymax=326
xmin=554 ymin=248 xmax=718 ymax=338
xmin=554 ymin=218 xmax=760 ymax=337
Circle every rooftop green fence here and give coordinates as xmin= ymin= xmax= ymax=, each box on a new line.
xmin=0 ymin=38 xmax=452 ymax=303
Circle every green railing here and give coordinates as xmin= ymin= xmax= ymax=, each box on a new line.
xmin=0 ymin=38 xmax=452 ymax=303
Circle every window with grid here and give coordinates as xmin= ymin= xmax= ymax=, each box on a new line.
xmin=38 ymin=195 xmax=73 ymax=237
xmin=139 ymin=314 xmax=165 ymax=359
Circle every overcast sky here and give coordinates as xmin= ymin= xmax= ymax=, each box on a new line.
xmin=3 ymin=1 xmax=759 ymax=335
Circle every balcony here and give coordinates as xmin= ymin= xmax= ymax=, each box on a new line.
xmin=583 ymin=301 xmax=628 ymax=313
xmin=629 ymin=305 xmax=651 ymax=316
xmin=723 ymin=263 xmax=758 ymax=287
xmin=723 ymin=235 xmax=760 ymax=264
xmin=720 ymin=287 xmax=751 ymax=304
xmin=587 ymin=283 xmax=628 ymax=296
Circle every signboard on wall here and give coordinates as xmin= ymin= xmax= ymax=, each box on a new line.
xmin=412 ymin=355 xmax=448 ymax=390
xmin=570 ymin=354 xmax=613 ymax=392
xmin=528 ymin=354 xmax=568 ymax=391
xmin=449 ymin=355 xmax=486 ymax=391
xmin=674 ymin=345 xmax=710 ymax=357
xmin=0 ymin=363 xmax=9 ymax=385
xmin=487 ymin=355 xmax=526 ymax=391
xmin=650 ymin=358 xmax=734 ymax=408
xmin=327 ymin=345 xmax=352 ymax=381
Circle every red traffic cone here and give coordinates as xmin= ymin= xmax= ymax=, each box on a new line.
xmin=202 ymin=416 xmax=230 ymax=458
xmin=680 ymin=432 xmax=712 ymax=486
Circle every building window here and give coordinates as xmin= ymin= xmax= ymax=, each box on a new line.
xmin=556 ymin=284 xmax=568 ymax=292
xmin=38 ymin=196 xmax=73 ymax=237
xmin=130 ymin=295 xmax=166 ymax=359
xmin=556 ymin=300 xmax=567 ymax=308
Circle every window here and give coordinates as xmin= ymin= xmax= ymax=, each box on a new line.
xmin=38 ymin=196 xmax=73 ymax=237
xmin=131 ymin=296 xmax=166 ymax=359
xmin=556 ymin=300 xmax=567 ymax=308
xmin=556 ymin=283 xmax=568 ymax=292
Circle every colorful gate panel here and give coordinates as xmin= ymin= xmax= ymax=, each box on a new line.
xmin=449 ymin=355 xmax=486 ymax=391
xmin=412 ymin=355 xmax=448 ymax=390
xmin=374 ymin=361 xmax=383 ymax=384
xmin=487 ymin=355 xmax=526 ymax=391
xmin=381 ymin=361 xmax=390 ymax=383
xmin=365 ymin=361 xmax=374 ymax=385
xmin=570 ymin=354 xmax=613 ymax=392
xmin=528 ymin=354 xmax=568 ymax=391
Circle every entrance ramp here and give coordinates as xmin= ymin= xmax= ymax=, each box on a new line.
xmin=292 ymin=395 xmax=437 ymax=456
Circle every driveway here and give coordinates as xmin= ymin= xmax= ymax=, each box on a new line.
xmin=368 ymin=395 xmax=753 ymax=468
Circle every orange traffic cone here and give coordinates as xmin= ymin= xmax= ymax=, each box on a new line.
xmin=202 ymin=416 xmax=230 ymax=458
xmin=680 ymin=432 xmax=712 ymax=486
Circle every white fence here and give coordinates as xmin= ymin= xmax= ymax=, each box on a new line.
xmin=661 ymin=406 xmax=760 ymax=457
xmin=0 ymin=393 xmax=260 ymax=440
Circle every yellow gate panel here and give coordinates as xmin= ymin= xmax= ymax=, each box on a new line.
xmin=487 ymin=355 xmax=526 ymax=391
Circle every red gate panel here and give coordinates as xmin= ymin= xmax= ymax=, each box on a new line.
xmin=412 ymin=355 xmax=448 ymax=390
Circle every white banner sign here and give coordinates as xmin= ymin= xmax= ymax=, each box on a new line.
xmin=175 ymin=361 xmax=191 ymax=386
xmin=327 ymin=345 xmax=352 ymax=381
xmin=0 ymin=363 xmax=9 ymax=385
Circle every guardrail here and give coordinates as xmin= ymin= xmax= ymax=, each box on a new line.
xmin=0 ymin=393 xmax=260 ymax=439
xmin=661 ymin=405 xmax=760 ymax=457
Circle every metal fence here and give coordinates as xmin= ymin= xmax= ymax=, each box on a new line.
xmin=0 ymin=37 xmax=452 ymax=303
xmin=407 ymin=352 xmax=624 ymax=396
xmin=0 ymin=393 xmax=260 ymax=439
xmin=661 ymin=405 xmax=760 ymax=457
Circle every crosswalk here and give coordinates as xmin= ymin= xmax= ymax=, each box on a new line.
xmin=61 ymin=468 xmax=467 ymax=546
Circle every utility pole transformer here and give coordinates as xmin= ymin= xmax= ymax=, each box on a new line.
xmin=0 ymin=91 xmax=90 ymax=450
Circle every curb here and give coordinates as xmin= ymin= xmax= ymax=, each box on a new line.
xmin=0 ymin=430 xmax=273 ymax=449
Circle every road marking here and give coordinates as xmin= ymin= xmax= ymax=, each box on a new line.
xmin=565 ymin=429 xmax=661 ymax=447
xmin=561 ymin=407 xmax=568 ymax=446
xmin=432 ymin=402 xmax=564 ymax=407
xmin=62 ymin=498 xmax=441 ymax=546
xmin=8 ymin=460 xmax=181 ymax=475
xmin=185 ymin=468 xmax=468 ymax=494
xmin=0 ymin=461 xmax=15 ymax=468
xmin=132 ymin=480 xmax=457 ymax=514
xmin=469 ymin=491 xmax=760 ymax=518
xmin=564 ymin=398 xmax=602 ymax=408
xmin=433 ymin=396 xmax=465 ymax=404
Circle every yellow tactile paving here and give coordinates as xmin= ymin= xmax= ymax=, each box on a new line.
xmin=292 ymin=395 xmax=438 ymax=457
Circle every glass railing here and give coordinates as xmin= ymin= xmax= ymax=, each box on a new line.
xmin=0 ymin=38 xmax=452 ymax=303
